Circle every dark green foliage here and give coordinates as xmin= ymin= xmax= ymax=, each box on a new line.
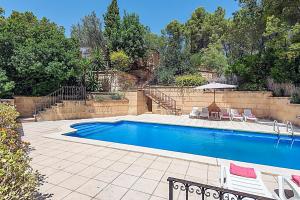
xmin=103 ymin=0 xmax=121 ymax=51
xmin=156 ymin=20 xmax=195 ymax=85
xmin=0 ymin=69 xmax=14 ymax=98
xmin=120 ymin=13 xmax=147 ymax=60
xmin=291 ymin=91 xmax=300 ymax=104
xmin=0 ymin=10 xmax=81 ymax=96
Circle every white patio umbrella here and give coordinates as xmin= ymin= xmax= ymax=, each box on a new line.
xmin=194 ymin=82 xmax=237 ymax=103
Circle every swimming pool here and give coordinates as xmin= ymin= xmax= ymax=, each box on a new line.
xmin=66 ymin=121 xmax=300 ymax=170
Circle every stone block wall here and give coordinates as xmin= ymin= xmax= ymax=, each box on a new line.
xmin=37 ymin=100 xmax=129 ymax=121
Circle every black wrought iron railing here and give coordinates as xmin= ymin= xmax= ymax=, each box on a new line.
xmin=34 ymin=86 xmax=86 ymax=116
xmin=168 ymin=177 xmax=275 ymax=200
xmin=143 ymin=86 xmax=181 ymax=115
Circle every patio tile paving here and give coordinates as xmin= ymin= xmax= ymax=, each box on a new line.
xmin=46 ymin=171 xmax=73 ymax=185
xmin=150 ymin=161 xmax=170 ymax=171
xmin=134 ymin=158 xmax=154 ymax=167
xmin=46 ymin=185 xmax=72 ymax=200
xmin=76 ymin=179 xmax=107 ymax=197
xmin=21 ymin=114 xmax=288 ymax=200
xmin=142 ymin=168 xmax=165 ymax=181
xmin=108 ymin=161 xmax=131 ymax=173
xmin=63 ymin=192 xmax=92 ymax=200
xmin=131 ymin=178 xmax=159 ymax=194
xmin=58 ymin=175 xmax=89 ymax=190
xmin=124 ymin=164 xmax=147 ymax=177
xmin=112 ymin=174 xmax=139 ymax=188
xmin=94 ymin=169 xmax=121 ymax=183
xmin=63 ymin=162 xmax=89 ymax=174
xmin=121 ymin=190 xmax=150 ymax=200
xmin=77 ymin=165 xmax=104 ymax=179
xmin=93 ymin=158 xmax=115 ymax=169
xmin=95 ymin=184 xmax=128 ymax=200
xmin=119 ymin=155 xmax=139 ymax=164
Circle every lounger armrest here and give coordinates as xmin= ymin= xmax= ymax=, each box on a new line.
xmin=279 ymin=176 xmax=300 ymax=199
xmin=220 ymin=166 xmax=227 ymax=187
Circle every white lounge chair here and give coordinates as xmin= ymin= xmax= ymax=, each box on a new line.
xmin=199 ymin=107 xmax=209 ymax=119
xmin=278 ymin=176 xmax=300 ymax=200
xmin=220 ymin=108 xmax=231 ymax=120
xmin=220 ymin=164 xmax=274 ymax=199
xmin=189 ymin=107 xmax=199 ymax=118
xmin=230 ymin=109 xmax=244 ymax=121
xmin=243 ymin=109 xmax=258 ymax=122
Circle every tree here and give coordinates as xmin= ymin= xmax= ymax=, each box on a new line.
xmin=200 ymin=41 xmax=229 ymax=73
xmin=120 ymin=12 xmax=147 ymax=61
xmin=156 ymin=20 xmax=195 ymax=85
xmin=0 ymin=10 xmax=81 ymax=96
xmin=0 ymin=69 xmax=14 ymax=98
xmin=71 ymin=11 xmax=106 ymax=50
xmin=185 ymin=7 xmax=208 ymax=53
xmin=103 ymin=0 xmax=121 ymax=51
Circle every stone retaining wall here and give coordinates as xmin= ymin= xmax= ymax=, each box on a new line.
xmin=37 ymin=100 xmax=129 ymax=121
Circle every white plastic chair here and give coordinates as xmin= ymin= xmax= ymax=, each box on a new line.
xmin=220 ymin=165 xmax=274 ymax=199
xmin=243 ymin=109 xmax=258 ymax=122
xmin=189 ymin=107 xmax=199 ymax=118
xmin=230 ymin=109 xmax=244 ymax=121
xmin=199 ymin=107 xmax=209 ymax=119
xmin=278 ymin=176 xmax=300 ymax=200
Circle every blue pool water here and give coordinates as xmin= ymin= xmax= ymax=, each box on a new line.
xmin=66 ymin=121 xmax=300 ymax=170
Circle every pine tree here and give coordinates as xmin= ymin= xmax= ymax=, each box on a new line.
xmin=103 ymin=0 xmax=121 ymax=51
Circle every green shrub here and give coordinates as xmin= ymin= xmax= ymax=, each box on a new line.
xmin=175 ymin=74 xmax=206 ymax=87
xmin=291 ymin=91 xmax=300 ymax=104
xmin=94 ymin=95 xmax=105 ymax=102
xmin=111 ymin=92 xmax=124 ymax=100
xmin=110 ymin=51 xmax=130 ymax=71
xmin=0 ymin=104 xmax=40 ymax=199
xmin=0 ymin=104 xmax=19 ymax=129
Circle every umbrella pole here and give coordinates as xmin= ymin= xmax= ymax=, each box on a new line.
xmin=214 ymin=89 xmax=216 ymax=103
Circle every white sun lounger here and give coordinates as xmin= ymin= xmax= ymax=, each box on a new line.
xmin=220 ymin=108 xmax=231 ymax=120
xmin=220 ymin=166 xmax=274 ymax=199
xmin=199 ymin=107 xmax=209 ymax=119
xmin=230 ymin=109 xmax=244 ymax=121
xmin=278 ymin=176 xmax=300 ymax=200
xmin=243 ymin=109 xmax=258 ymax=122
xmin=189 ymin=107 xmax=199 ymax=118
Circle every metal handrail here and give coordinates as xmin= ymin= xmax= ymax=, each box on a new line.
xmin=144 ymin=85 xmax=178 ymax=114
xmin=34 ymin=86 xmax=86 ymax=116
xmin=273 ymin=120 xmax=280 ymax=137
xmin=286 ymin=121 xmax=294 ymax=139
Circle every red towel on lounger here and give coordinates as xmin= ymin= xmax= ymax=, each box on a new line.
xmin=292 ymin=175 xmax=300 ymax=187
xmin=230 ymin=163 xmax=257 ymax=179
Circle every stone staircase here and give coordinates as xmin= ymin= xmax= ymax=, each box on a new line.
xmin=143 ymin=86 xmax=181 ymax=115
xmin=33 ymin=86 xmax=86 ymax=121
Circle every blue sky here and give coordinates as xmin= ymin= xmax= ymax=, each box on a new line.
xmin=1 ymin=0 xmax=240 ymax=36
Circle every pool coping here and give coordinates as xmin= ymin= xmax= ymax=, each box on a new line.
xmin=44 ymin=116 xmax=300 ymax=176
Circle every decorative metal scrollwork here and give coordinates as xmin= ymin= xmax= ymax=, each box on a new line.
xmin=167 ymin=177 xmax=275 ymax=200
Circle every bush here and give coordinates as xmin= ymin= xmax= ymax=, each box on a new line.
xmin=94 ymin=95 xmax=105 ymax=102
xmin=110 ymin=51 xmax=130 ymax=71
xmin=0 ymin=104 xmax=40 ymax=199
xmin=111 ymin=92 xmax=124 ymax=100
xmin=175 ymin=74 xmax=206 ymax=87
xmin=0 ymin=104 xmax=19 ymax=129
xmin=291 ymin=91 xmax=300 ymax=104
